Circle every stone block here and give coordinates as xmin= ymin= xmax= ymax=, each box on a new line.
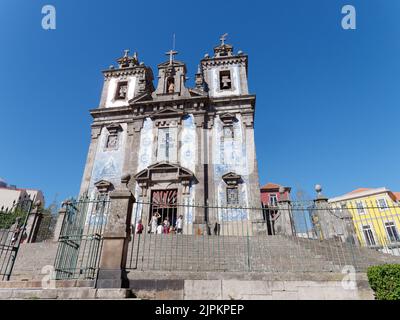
xmin=95 ymin=289 xmax=130 ymax=299
xmin=222 ymin=280 xmax=271 ymax=299
xmin=271 ymin=290 xmax=299 ymax=300
xmin=184 ymin=280 xmax=222 ymax=300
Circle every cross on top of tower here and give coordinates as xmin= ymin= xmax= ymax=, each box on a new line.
xmin=165 ymin=49 xmax=178 ymax=65
xmin=220 ymin=33 xmax=228 ymax=45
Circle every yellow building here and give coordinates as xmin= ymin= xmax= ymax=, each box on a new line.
xmin=329 ymin=188 xmax=400 ymax=256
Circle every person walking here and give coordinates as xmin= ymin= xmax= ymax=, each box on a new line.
xmin=176 ymin=215 xmax=183 ymax=234
xmin=163 ymin=217 xmax=170 ymax=234
xmin=135 ymin=219 xmax=144 ymax=234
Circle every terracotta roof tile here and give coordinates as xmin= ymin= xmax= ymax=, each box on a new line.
xmin=393 ymin=192 xmax=400 ymax=201
xmin=260 ymin=183 xmax=282 ymax=190
xmin=346 ymin=188 xmax=371 ymax=195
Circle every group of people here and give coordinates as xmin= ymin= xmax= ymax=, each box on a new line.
xmin=134 ymin=213 xmax=184 ymax=235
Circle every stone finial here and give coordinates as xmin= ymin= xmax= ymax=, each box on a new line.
xmin=314 ymin=184 xmax=328 ymax=202
xmin=204 ymin=53 xmax=209 ymax=59
xmin=315 ymin=184 xmax=322 ymax=195
xmin=121 ymin=173 xmax=131 ymax=187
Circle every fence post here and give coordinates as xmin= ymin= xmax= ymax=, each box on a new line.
xmin=96 ymin=174 xmax=135 ymax=289
xmin=313 ymin=184 xmax=340 ymax=240
xmin=53 ymin=206 xmax=67 ymax=242
xmin=25 ymin=200 xmax=43 ymax=243
xmin=276 ymin=187 xmax=295 ymax=236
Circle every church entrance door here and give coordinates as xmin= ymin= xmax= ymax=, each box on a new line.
xmin=150 ymin=189 xmax=178 ymax=232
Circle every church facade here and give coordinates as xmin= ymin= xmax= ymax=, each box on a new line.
xmin=79 ymin=37 xmax=261 ymax=233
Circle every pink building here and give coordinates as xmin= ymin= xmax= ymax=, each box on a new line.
xmin=260 ymin=183 xmax=291 ymax=207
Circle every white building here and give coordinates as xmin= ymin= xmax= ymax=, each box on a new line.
xmin=0 ymin=178 xmax=44 ymax=212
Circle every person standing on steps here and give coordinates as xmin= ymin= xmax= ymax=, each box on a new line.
xmin=176 ymin=215 xmax=183 ymax=234
xmin=150 ymin=212 xmax=161 ymax=234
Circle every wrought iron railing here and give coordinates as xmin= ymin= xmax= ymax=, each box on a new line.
xmin=0 ymin=198 xmax=34 ymax=281
xmin=126 ymin=199 xmax=400 ymax=273
xmin=53 ymin=194 xmax=110 ymax=280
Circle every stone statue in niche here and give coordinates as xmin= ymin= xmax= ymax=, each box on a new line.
xmin=116 ymin=82 xmax=128 ymax=100
xmin=167 ymin=78 xmax=175 ymax=93
xmin=106 ymin=134 xmax=119 ymax=150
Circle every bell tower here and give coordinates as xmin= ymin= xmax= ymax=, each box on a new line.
xmin=201 ymin=34 xmax=249 ymax=98
xmin=154 ymin=50 xmax=190 ymax=97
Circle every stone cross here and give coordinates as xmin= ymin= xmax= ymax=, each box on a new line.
xmin=165 ymin=49 xmax=178 ymax=65
xmin=220 ymin=33 xmax=228 ymax=45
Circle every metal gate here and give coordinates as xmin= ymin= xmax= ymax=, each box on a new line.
xmin=53 ymin=194 xmax=110 ymax=280
xmin=0 ymin=198 xmax=34 ymax=281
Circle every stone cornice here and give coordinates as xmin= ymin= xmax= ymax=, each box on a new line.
xmin=89 ymin=94 xmax=256 ymax=127
xmin=102 ymin=66 xmax=149 ymax=79
xmin=211 ymin=94 xmax=256 ymax=107
xmin=201 ymin=55 xmax=248 ymax=69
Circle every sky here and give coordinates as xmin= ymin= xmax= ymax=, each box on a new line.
xmin=0 ymin=0 xmax=399 ymax=206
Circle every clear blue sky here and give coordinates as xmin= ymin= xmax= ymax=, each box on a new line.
xmin=1 ymin=0 xmax=399 ymax=206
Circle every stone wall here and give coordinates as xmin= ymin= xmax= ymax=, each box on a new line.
xmin=11 ymin=242 xmax=58 ymax=281
xmin=127 ymin=271 xmax=374 ymax=300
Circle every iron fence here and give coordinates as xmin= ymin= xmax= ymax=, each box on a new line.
xmin=51 ymin=194 xmax=400 ymax=280
xmin=126 ymin=199 xmax=400 ymax=273
xmin=0 ymin=198 xmax=34 ymax=280
xmin=35 ymin=213 xmax=58 ymax=243
xmin=53 ymin=194 xmax=110 ymax=280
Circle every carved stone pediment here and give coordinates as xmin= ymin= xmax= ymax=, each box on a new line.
xmin=94 ymin=180 xmax=114 ymax=193
xmin=222 ymin=172 xmax=242 ymax=186
xmin=106 ymin=123 xmax=122 ymax=134
xmin=220 ymin=113 xmax=237 ymax=125
xmin=150 ymin=108 xmax=186 ymax=127
xmin=134 ymin=162 xmax=196 ymax=187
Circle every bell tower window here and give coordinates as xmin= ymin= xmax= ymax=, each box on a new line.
xmin=115 ymin=81 xmax=128 ymax=100
xmin=219 ymin=70 xmax=232 ymax=90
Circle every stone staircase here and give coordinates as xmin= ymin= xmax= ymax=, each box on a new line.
xmin=127 ymin=234 xmax=400 ymax=273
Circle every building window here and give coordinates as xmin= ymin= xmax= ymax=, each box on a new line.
xmin=219 ymin=70 xmax=232 ymax=90
xmin=356 ymin=201 xmax=365 ymax=214
xmin=269 ymin=194 xmax=278 ymax=207
xmin=385 ymin=222 xmax=400 ymax=243
xmin=362 ymin=225 xmax=376 ymax=246
xmin=115 ymin=81 xmax=128 ymax=100
xmin=377 ymin=198 xmax=388 ymax=211
xmin=227 ymin=187 xmax=239 ymax=206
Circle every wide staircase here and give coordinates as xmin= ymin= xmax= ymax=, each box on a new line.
xmin=127 ymin=234 xmax=400 ymax=273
